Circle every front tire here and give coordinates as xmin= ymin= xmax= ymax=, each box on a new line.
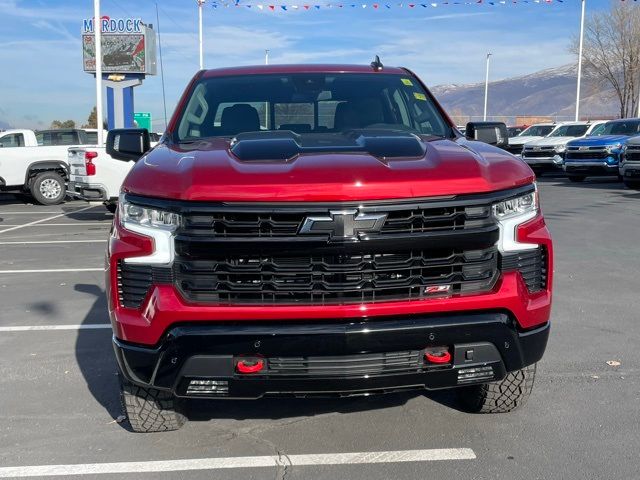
xmin=623 ymin=179 xmax=640 ymax=190
xmin=458 ymin=363 xmax=536 ymax=413
xmin=567 ymin=175 xmax=585 ymax=183
xmin=120 ymin=379 xmax=186 ymax=432
xmin=30 ymin=171 xmax=66 ymax=205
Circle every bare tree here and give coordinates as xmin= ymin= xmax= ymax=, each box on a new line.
xmin=572 ymin=2 xmax=640 ymax=118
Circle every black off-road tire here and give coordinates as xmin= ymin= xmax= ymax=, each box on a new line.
xmin=567 ymin=175 xmax=586 ymax=183
xmin=458 ymin=363 xmax=536 ymax=414
xmin=30 ymin=171 xmax=66 ymax=205
xmin=120 ymin=379 xmax=186 ymax=432
xmin=623 ymin=179 xmax=640 ymax=190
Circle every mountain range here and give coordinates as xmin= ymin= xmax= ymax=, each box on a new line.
xmin=430 ymin=64 xmax=619 ymax=123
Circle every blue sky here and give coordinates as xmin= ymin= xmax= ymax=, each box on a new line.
xmin=0 ymin=0 xmax=612 ymax=130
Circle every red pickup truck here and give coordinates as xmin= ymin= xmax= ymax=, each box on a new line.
xmin=105 ymin=63 xmax=553 ymax=432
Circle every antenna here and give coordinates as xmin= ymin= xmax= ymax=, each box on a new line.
xmin=370 ymin=55 xmax=383 ymax=72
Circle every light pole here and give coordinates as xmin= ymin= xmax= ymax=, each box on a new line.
xmin=94 ymin=0 xmax=103 ymax=147
xmin=197 ymin=0 xmax=205 ymax=69
xmin=575 ymin=0 xmax=586 ymax=121
xmin=483 ymin=53 xmax=492 ymax=121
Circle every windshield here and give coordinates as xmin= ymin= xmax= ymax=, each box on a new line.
xmin=175 ymin=73 xmax=451 ymax=142
xmin=600 ymin=120 xmax=640 ymax=136
xmin=548 ymin=125 xmax=589 ymax=137
xmin=518 ymin=125 xmax=554 ymax=137
xmin=587 ymin=123 xmax=606 ymax=136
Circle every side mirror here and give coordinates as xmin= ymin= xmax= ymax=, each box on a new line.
xmin=106 ymin=129 xmax=150 ymax=162
xmin=465 ymin=122 xmax=509 ymax=148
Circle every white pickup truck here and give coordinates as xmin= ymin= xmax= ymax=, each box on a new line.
xmin=67 ymin=130 xmax=154 ymax=212
xmin=0 ymin=128 xmax=98 ymax=205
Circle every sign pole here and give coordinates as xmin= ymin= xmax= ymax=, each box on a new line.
xmin=483 ymin=53 xmax=491 ymax=121
xmin=575 ymin=0 xmax=585 ymax=121
xmin=198 ymin=0 xmax=205 ymax=69
xmin=94 ymin=0 xmax=104 ymax=146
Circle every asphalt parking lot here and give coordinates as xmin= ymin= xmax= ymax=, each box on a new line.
xmin=0 ymin=177 xmax=639 ymax=479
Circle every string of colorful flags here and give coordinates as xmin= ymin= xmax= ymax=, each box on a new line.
xmin=211 ymin=0 xmax=571 ymax=9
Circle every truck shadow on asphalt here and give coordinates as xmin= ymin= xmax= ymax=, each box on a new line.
xmin=73 ymin=283 xmax=463 ymax=431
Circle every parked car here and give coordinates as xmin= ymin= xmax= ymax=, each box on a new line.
xmin=0 ymin=128 xmax=94 ymax=204
xmin=521 ymin=121 xmax=607 ymax=175
xmin=507 ymin=125 xmax=528 ymax=137
xmin=619 ymin=136 xmax=640 ymax=189
xmin=67 ymin=142 xmax=139 ymax=213
xmin=501 ymin=123 xmax=556 ymax=157
xmin=105 ymin=63 xmax=553 ymax=432
xmin=564 ymin=118 xmax=640 ymax=182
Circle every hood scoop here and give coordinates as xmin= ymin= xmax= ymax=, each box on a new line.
xmin=229 ymin=130 xmax=427 ymax=162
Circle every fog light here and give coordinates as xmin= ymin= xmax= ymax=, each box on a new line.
xmin=457 ymin=366 xmax=494 ymax=384
xmin=186 ymin=379 xmax=229 ymax=395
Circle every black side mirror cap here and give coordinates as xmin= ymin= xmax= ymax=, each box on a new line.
xmin=106 ymin=129 xmax=151 ymax=162
xmin=465 ymin=122 xmax=509 ymax=148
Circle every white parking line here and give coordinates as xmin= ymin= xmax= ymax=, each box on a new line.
xmin=0 ymin=268 xmax=104 ymax=274
xmin=0 ymin=240 xmax=106 ymax=245
xmin=0 ymin=448 xmax=476 ymax=478
xmin=0 ymin=223 xmax=110 ymax=227
xmin=0 ymin=324 xmax=111 ymax=332
xmin=0 ymin=205 xmax=96 ymax=234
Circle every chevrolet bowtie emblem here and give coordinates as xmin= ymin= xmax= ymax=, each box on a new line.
xmin=299 ymin=210 xmax=388 ymax=241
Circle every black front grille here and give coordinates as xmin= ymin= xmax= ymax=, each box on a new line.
xmin=523 ymin=150 xmax=555 ymax=158
xmin=174 ymin=247 xmax=499 ymax=305
xmin=117 ymin=262 xmax=173 ymax=309
xmin=503 ymin=145 xmax=524 ymax=155
xmin=565 ymin=150 xmax=608 ymax=160
xmin=120 ymin=188 xmax=535 ymax=307
xmin=181 ymin=204 xmax=493 ymax=238
xmin=625 ymin=146 xmax=640 ymax=161
xmin=501 ymin=247 xmax=547 ymax=293
xmin=267 ymin=350 xmax=426 ymax=377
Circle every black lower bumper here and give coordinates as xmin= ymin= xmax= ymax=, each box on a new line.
xmin=564 ymin=162 xmax=619 ymax=176
xmin=113 ymin=312 xmax=549 ymax=399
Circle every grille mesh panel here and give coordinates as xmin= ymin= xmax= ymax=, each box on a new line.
xmin=174 ymin=247 xmax=499 ymax=305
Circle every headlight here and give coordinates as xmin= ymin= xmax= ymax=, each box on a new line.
xmin=118 ymin=194 xmax=180 ymax=264
xmin=119 ymin=199 xmax=181 ymax=232
xmin=605 ymin=143 xmax=622 ymax=154
xmin=493 ymin=188 xmax=540 ymax=252
xmin=554 ymin=145 xmax=566 ymax=153
xmin=493 ymin=191 xmax=537 ymax=220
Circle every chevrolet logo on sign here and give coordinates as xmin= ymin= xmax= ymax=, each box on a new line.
xmin=299 ymin=210 xmax=387 ymax=241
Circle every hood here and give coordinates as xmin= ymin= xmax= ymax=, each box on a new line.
xmin=123 ymin=137 xmax=534 ymax=202
xmin=567 ymin=135 xmax=629 ymax=147
xmin=525 ymin=136 xmax=578 ymax=148
xmin=509 ymin=136 xmax=544 ymax=146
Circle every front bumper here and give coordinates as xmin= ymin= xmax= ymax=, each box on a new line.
xmin=564 ymin=161 xmax=619 ymax=176
xmin=113 ymin=312 xmax=549 ymax=399
xmin=620 ymin=161 xmax=640 ymax=179
xmin=68 ymin=181 xmax=108 ymax=201
xmin=523 ymin=156 xmax=563 ymax=169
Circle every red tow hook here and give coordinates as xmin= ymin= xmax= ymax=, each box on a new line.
xmin=425 ymin=348 xmax=452 ymax=364
xmin=235 ymin=357 xmax=265 ymax=374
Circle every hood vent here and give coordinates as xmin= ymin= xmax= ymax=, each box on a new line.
xmin=229 ymin=130 xmax=427 ymax=162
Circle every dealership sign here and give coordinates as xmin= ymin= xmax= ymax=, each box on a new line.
xmin=82 ymin=16 xmax=157 ymax=75
xmin=82 ymin=17 xmax=143 ymax=34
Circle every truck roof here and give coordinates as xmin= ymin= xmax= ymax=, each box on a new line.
xmin=201 ymin=64 xmax=409 ymax=78
xmin=0 ymin=129 xmax=35 ymax=135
